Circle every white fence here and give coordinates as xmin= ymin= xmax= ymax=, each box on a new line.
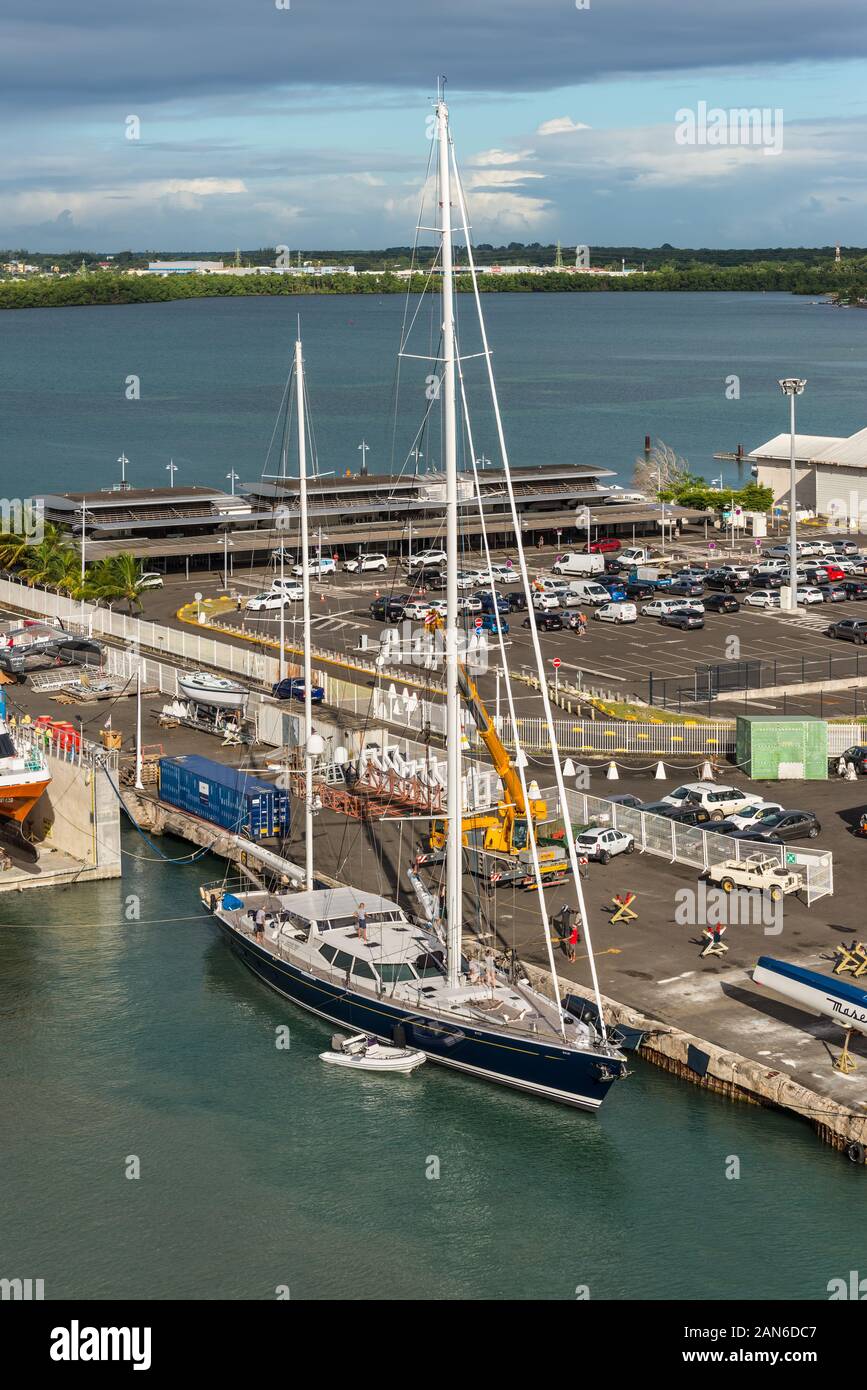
xmin=545 ymin=787 xmax=833 ymax=904
xmin=503 ymin=717 xmax=736 ymax=757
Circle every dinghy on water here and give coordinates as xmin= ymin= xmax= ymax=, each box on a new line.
xmin=177 ymin=672 xmax=248 ymax=710
xmin=320 ymin=1032 xmax=427 ymax=1074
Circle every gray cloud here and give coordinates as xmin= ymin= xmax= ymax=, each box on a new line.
xmin=2 ymin=0 xmax=867 ymax=111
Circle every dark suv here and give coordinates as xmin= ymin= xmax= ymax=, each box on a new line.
xmin=706 ymin=570 xmax=749 ymax=592
xmin=369 ymin=595 xmax=407 ymax=621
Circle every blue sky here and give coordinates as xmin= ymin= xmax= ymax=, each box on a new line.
xmin=4 ymin=0 xmax=867 ymax=251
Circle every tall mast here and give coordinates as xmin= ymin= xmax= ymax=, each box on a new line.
xmin=437 ymin=95 xmax=462 ymax=987
xmin=295 ymin=333 xmax=315 ymax=891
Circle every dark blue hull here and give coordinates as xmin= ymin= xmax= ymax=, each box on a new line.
xmin=214 ymin=917 xmax=624 ymax=1111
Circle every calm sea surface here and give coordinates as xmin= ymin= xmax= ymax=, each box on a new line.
xmin=1 ymin=293 xmax=865 ymax=1299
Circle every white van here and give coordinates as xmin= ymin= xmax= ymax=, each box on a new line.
xmin=594 ymin=602 xmax=637 ymax=624
xmin=551 ymin=552 xmax=604 ymax=576
xmin=620 ymin=547 xmax=654 ymax=565
xmin=566 ymin=579 xmax=611 ymax=606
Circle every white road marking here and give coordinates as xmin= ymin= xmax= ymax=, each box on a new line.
xmin=656 ymin=970 xmax=696 ymax=985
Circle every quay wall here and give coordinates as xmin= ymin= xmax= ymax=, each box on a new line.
xmin=524 ymin=964 xmax=867 ymax=1163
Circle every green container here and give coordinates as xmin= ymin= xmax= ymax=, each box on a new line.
xmin=735 ymin=715 xmax=827 ymax=781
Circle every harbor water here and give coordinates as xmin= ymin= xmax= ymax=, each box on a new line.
xmin=2 ymin=292 xmax=866 ymax=1298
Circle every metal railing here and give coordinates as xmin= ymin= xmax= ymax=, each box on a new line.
xmin=543 ymin=786 xmax=833 ymax=903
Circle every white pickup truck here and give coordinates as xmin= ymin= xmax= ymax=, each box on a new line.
xmin=705 ymin=854 xmax=801 ymax=901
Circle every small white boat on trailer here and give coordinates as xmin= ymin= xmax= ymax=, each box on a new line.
xmin=320 ymin=1032 xmax=426 ymax=1074
xmin=177 ymin=672 xmax=248 ymax=710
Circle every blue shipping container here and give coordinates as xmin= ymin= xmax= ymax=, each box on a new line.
xmin=158 ymin=755 xmax=290 ymax=839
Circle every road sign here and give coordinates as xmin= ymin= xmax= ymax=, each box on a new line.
xmin=506 ymin=558 xmax=513 ymax=568
xmin=474 ymin=616 xmax=483 ymax=629
xmin=552 ymin=657 xmax=562 ymax=669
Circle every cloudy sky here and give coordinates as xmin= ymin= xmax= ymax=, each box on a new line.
xmin=4 ymin=0 xmax=867 ymax=251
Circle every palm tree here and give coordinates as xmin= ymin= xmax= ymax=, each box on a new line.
xmin=87 ymin=553 xmax=147 ymax=613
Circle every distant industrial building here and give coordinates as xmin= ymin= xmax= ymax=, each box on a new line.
xmin=749 ymin=426 xmax=867 ymax=525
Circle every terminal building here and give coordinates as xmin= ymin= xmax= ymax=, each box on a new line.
xmin=37 ymin=464 xmax=699 ymax=572
xmin=748 ymin=425 xmax=867 ymax=526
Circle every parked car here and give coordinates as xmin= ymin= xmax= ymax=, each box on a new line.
xmin=623 ymin=579 xmax=655 ymax=599
xmin=477 ymin=591 xmax=511 ymax=615
xmin=454 ymin=570 xmax=482 ymax=590
xmin=726 ymin=801 xmax=785 ymax=830
xmin=817 ymin=563 xmax=846 ymax=582
xmin=246 ymin=591 xmax=297 ymax=611
xmin=752 ymin=558 xmax=786 ymax=574
xmin=456 ymin=595 xmax=483 ymax=614
xmin=522 ymin=612 xmax=563 ymax=631
xmin=659 ymin=608 xmax=704 ymax=630
xmin=599 ymin=578 xmax=627 ymax=601
xmin=746 ymin=590 xmax=781 ymax=609
xmin=799 ymin=586 xmax=826 ymax=605
xmin=827 ymin=539 xmax=861 ymax=555
xmin=588 ymin=538 xmax=621 ymax=553
xmin=533 ymin=592 xmax=561 ymax=611
xmin=292 ymin=556 xmax=336 ymax=577
xmin=272 ymin=678 xmax=325 ymax=703
xmin=606 ymin=793 xmax=644 ymax=809
xmin=573 ymin=827 xmax=635 ymax=864
xmin=843 ymin=580 xmax=867 ymax=600
xmin=402 ymin=598 xmax=438 ymax=619
xmin=827 ymin=617 xmax=867 ymax=644
xmin=834 ymin=744 xmax=867 ymax=774
xmin=703 ymin=593 xmax=740 ymax=614
xmin=752 ymin=572 xmax=783 ymax=589
xmin=406 ymin=549 xmax=448 ymax=571
xmin=706 ymin=571 xmax=748 ymax=592
xmin=729 ymin=810 xmax=821 ymax=843
xmin=138 ymin=571 xmax=164 ymax=590
xmin=661 ymin=782 xmax=763 ymax=819
xmin=666 ymin=578 xmax=705 ymax=598
xmin=641 ymin=597 xmax=698 ymax=618
xmin=645 ymin=803 xmax=714 ymax=826
xmin=487 ymin=562 xmax=519 ymax=584
xmin=819 ymin=583 xmax=847 ymax=603
xmin=705 ymin=853 xmax=801 ymax=900
xmin=478 ymin=612 xmax=509 ymax=634
xmin=594 ymin=602 xmax=638 ymax=624
xmin=369 ymin=595 xmax=407 ymax=621
xmin=506 ymin=591 xmax=528 ymax=611
xmin=343 ymin=552 xmax=388 ymax=573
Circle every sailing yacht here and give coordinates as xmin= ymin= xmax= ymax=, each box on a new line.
xmin=203 ymin=96 xmax=627 ymax=1111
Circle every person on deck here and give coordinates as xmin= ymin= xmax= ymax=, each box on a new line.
xmin=356 ymin=903 xmax=367 ymax=940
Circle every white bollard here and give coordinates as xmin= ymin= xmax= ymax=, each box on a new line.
xmin=700 ymin=760 xmax=714 ymax=781
xmin=654 ymin=760 xmax=666 ymax=780
xmin=562 ymin=758 xmax=575 ymax=777
xmin=846 ymin=761 xmax=858 ymax=781
xmin=606 ymin=760 xmax=619 ymax=780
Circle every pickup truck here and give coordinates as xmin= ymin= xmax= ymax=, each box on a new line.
xmin=704 ymin=854 xmax=801 ymax=901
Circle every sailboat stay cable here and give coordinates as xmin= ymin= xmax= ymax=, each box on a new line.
xmin=449 ymin=137 xmax=610 ymax=1043
xmin=456 ymin=340 xmax=568 ymax=1038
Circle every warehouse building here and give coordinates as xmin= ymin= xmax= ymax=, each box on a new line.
xmin=749 ymin=426 xmax=867 ymax=526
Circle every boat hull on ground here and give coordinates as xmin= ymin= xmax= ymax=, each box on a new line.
xmin=178 ymin=677 xmax=248 ymax=710
xmin=213 ymin=917 xmax=624 ymax=1110
xmin=0 ymin=774 xmax=50 ymax=825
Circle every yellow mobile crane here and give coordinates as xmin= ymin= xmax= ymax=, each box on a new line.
xmin=422 ymin=619 xmax=568 ymax=885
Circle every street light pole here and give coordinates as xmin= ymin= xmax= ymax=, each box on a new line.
xmin=226 ymin=470 xmax=240 ymax=495
xmin=779 ymin=377 xmax=807 ymax=611
xmin=166 ymin=459 xmax=177 ymax=488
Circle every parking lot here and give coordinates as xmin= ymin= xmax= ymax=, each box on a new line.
xmin=137 ymin=532 xmax=867 ymax=719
